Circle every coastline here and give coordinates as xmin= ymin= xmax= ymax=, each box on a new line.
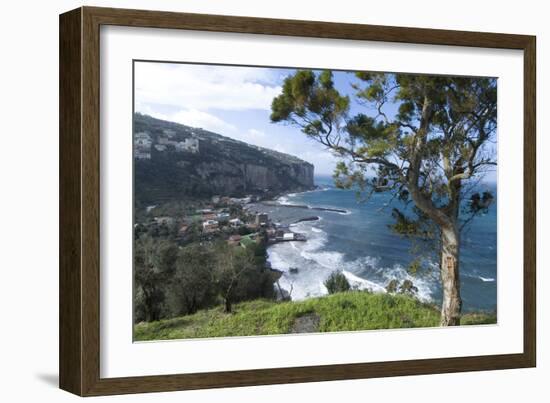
xmin=243 ymin=182 xmax=496 ymax=312
xmin=254 ymin=186 xmax=438 ymax=305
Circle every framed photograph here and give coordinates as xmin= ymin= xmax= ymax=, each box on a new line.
xmin=59 ymin=6 xmax=536 ymax=396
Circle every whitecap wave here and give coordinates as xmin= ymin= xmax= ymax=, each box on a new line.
xmin=342 ymin=270 xmax=387 ymax=293
xmin=267 ymin=222 xmax=436 ymax=302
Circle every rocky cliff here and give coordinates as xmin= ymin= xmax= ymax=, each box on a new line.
xmin=133 ymin=113 xmax=315 ymax=204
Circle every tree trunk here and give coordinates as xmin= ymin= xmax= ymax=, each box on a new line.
xmin=224 ymin=298 xmax=232 ymax=313
xmin=440 ymin=225 xmax=462 ymax=326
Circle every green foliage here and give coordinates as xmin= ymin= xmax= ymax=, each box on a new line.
xmin=399 ymin=279 xmax=419 ymax=296
xmin=389 ymin=208 xmax=434 ymax=240
xmin=134 ymin=236 xmax=178 ymax=322
xmin=270 ymin=69 xmax=497 ymax=242
xmin=213 ymin=243 xmax=275 ymax=313
xmin=385 ymin=279 xmax=419 ymax=296
xmin=134 ymin=229 xmax=276 ymax=321
xmin=237 ymin=226 xmax=253 ymax=236
xmin=134 ymin=291 xmax=497 ymax=341
xmin=467 ymin=191 xmax=494 ymax=214
xmin=270 ymin=70 xmax=350 ymax=140
xmin=168 ymin=243 xmax=217 ymax=316
xmin=408 ymin=259 xmax=421 ymax=276
xmin=324 ymin=271 xmax=351 ymax=294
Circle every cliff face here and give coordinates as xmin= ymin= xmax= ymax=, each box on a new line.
xmin=133 ymin=114 xmax=314 ymax=204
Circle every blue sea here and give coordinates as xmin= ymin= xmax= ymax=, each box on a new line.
xmin=250 ymin=176 xmax=497 ymax=312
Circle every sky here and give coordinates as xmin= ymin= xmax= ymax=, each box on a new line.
xmin=134 ymin=61 xmax=496 ymax=181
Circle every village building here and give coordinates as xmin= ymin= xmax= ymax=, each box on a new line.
xmin=157 ymin=137 xmax=176 ymax=146
xmin=202 ymin=219 xmax=219 ymax=232
xmin=202 ymin=212 xmax=217 ymax=221
xmin=255 ymin=213 xmax=269 ymax=227
xmin=134 ymin=150 xmax=151 ymax=160
xmin=134 ymin=132 xmax=152 ymax=159
xmin=217 ymin=212 xmax=230 ymax=223
xmin=229 ymin=218 xmax=243 ymax=228
xmin=154 ymin=216 xmax=175 ymax=226
xmin=175 ymin=138 xmax=199 ymax=153
xmin=134 ymin=131 xmax=152 ymax=143
xmin=163 ymin=129 xmax=176 ymax=138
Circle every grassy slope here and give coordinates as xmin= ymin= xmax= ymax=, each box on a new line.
xmin=134 ymin=291 xmax=497 ymax=341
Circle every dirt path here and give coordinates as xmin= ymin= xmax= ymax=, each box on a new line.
xmin=290 ymin=313 xmax=320 ymax=333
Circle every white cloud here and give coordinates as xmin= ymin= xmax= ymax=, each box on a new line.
xmin=247 ymin=129 xmax=266 ymax=138
xmin=168 ymin=109 xmax=237 ymax=134
xmin=135 ymin=102 xmax=238 ymax=135
xmin=228 ymin=128 xmax=266 ymax=145
xmin=135 ymin=62 xmax=282 ymax=111
xmin=294 ymin=150 xmax=338 ymax=174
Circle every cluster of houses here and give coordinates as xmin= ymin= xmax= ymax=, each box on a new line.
xmin=197 ymin=208 xmax=267 ymax=234
xmin=134 ymin=129 xmax=200 ymax=160
xmin=140 ymin=193 xmax=306 ymax=250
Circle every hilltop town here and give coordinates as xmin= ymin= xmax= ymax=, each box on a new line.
xmin=133 ymin=113 xmax=315 ymax=204
xmin=134 ymin=128 xmax=199 ymax=160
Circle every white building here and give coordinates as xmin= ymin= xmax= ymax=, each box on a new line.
xmin=158 ymin=137 xmax=176 ymax=146
xmin=134 ymin=132 xmax=152 ymax=147
xmin=163 ymin=129 xmax=176 ymax=138
xmin=175 ymin=138 xmax=199 ymax=153
xmin=229 ymin=218 xmax=242 ymax=228
xmin=134 ymin=131 xmax=152 ymax=154
xmin=135 ymin=131 xmax=151 ymax=141
xmin=134 ymin=151 xmax=151 ymax=160
xmin=217 ymin=212 xmax=230 ymax=222
xmin=202 ymin=219 xmax=219 ymax=232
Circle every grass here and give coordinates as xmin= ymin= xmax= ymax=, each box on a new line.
xmin=134 ymin=291 xmax=497 ymax=341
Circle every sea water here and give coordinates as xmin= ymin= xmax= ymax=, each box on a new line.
xmin=252 ymin=176 xmax=497 ymax=312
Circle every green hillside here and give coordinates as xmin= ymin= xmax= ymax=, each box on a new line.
xmin=134 ymin=291 xmax=496 ymax=341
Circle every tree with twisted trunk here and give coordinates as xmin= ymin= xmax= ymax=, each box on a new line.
xmin=270 ymin=70 xmax=496 ymax=326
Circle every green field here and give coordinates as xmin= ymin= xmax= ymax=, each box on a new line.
xmin=134 ymin=291 xmax=497 ymax=341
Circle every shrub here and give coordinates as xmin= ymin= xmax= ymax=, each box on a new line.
xmin=385 ymin=279 xmax=418 ymax=296
xmin=386 ymin=279 xmax=399 ymax=293
xmin=324 ymin=271 xmax=351 ymax=294
xmin=399 ymin=279 xmax=418 ymax=296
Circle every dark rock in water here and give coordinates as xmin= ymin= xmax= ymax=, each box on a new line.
xmin=134 ymin=113 xmax=315 ymax=204
xmin=294 ymin=216 xmax=320 ymax=223
xmin=310 ymin=206 xmax=348 ymax=214
xmin=289 ymin=267 xmax=299 ymax=274
xmin=266 ymin=201 xmax=349 ymax=214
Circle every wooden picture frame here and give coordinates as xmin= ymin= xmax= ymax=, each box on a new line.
xmin=59 ymin=6 xmax=536 ymax=396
